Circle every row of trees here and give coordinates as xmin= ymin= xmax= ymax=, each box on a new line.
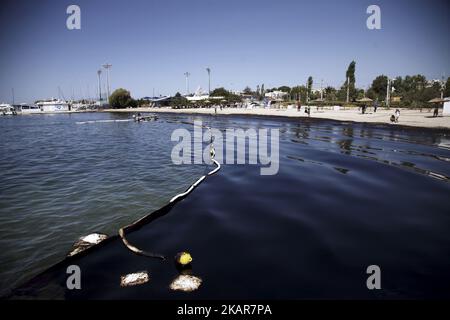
xmin=242 ymin=61 xmax=449 ymax=107
xmin=108 ymin=87 xmax=243 ymax=108
xmin=109 ymin=61 xmax=449 ymax=108
xmin=243 ymin=62 xmax=360 ymax=102
xmin=367 ymin=75 xmax=448 ymax=107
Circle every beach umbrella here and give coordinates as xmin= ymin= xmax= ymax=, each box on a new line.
xmin=356 ymin=97 xmax=373 ymax=102
xmin=428 ymin=98 xmax=449 ymax=103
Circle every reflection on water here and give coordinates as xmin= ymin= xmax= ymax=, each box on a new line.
xmin=285 ymin=120 xmax=450 ymax=182
xmin=1 ymin=113 xmax=450 ymax=298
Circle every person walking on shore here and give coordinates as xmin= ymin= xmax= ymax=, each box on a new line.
xmin=373 ymin=100 xmax=378 ymax=113
xmin=305 ymin=106 xmax=311 ymax=117
xmin=297 ymin=100 xmax=301 ymax=112
xmin=433 ymin=106 xmax=439 ymax=117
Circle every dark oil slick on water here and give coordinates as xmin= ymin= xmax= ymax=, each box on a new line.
xmin=1 ymin=113 xmax=450 ymax=299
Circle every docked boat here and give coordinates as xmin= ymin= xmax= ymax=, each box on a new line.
xmin=36 ymin=99 xmax=70 ymax=112
xmin=16 ymin=103 xmax=41 ymax=114
xmin=0 ymin=103 xmax=17 ymax=115
xmin=133 ymin=114 xmax=158 ymax=122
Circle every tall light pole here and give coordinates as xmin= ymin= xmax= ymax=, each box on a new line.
xmin=102 ymin=63 xmax=112 ymax=103
xmin=206 ymin=67 xmax=211 ymax=94
xmin=320 ymin=79 xmax=323 ymax=101
xmin=385 ymin=78 xmax=396 ymax=108
xmin=386 ymin=78 xmax=391 ymax=108
xmin=97 ymin=69 xmax=102 ymax=102
xmin=184 ymin=72 xmax=191 ymax=95
xmin=306 ymin=79 xmax=309 ymax=102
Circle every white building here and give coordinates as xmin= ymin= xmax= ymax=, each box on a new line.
xmin=443 ymin=97 xmax=450 ymax=116
xmin=265 ymin=91 xmax=288 ymax=100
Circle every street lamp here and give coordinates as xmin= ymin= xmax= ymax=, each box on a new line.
xmin=386 ymin=78 xmax=395 ymax=108
xmin=320 ymin=79 xmax=323 ymax=101
xmin=184 ymin=72 xmax=191 ymax=95
xmin=102 ymin=63 xmax=112 ymax=103
xmin=97 ymin=69 xmax=102 ymax=102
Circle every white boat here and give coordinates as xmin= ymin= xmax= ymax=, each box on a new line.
xmin=36 ymin=99 xmax=70 ymax=112
xmin=16 ymin=103 xmax=41 ymax=114
xmin=0 ymin=103 xmax=17 ymax=115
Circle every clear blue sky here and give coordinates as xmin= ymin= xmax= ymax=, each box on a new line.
xmin=0 ymin=0 xmax=449 ymax=103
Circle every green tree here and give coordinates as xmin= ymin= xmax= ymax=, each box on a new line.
xmin=211 ymin=87 xmax=231 ymax=97
xmin=368 ymin=75 xmax=388 ymax=101
xmin=243 ymin=86 xmax=253 ymax=95
xmin=356 ymin=88 xmax=365 ymax=100
xmin=324 ymin=86 xmax=337 ymax=101
xmin=278 ymin=86 xmax=291 ymax=93
xmin=170 ymin=94 xmax=188 ymax=108
xmin=210 ymin=87 xmax=241 ymax=103
xmin=398 ymin=74 xmax=431 ymax=107
xmin=344 ymin=61 xmax=356 ymax=101
xmin=307 ymin=77 xmax=313 ymax=98
xmin=109 ymin=88 xmax=136 ymax=108
xmin=422 ymin=82 xmax=442 ymax=102
xmin=291 ymin=85 xmax=308 ymax=102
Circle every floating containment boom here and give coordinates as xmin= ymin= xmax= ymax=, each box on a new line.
xmin=118 ymin=124 xmax=220 ymax=260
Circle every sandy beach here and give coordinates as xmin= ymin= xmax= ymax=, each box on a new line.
xmin=103 ymin=107 xmax=450 ymax=130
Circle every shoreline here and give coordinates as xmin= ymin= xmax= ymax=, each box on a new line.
xmin=101 ymin=107 xmax=450 ymax=131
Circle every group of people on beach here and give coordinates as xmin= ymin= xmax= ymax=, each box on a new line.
xmin=390 ymin=109 xmax=401 ymax=123
xmin=297 ymin=99 xmax=403 ymax=124
xmin=361 ymin=100 xmax=378 ymax=114
xmin=358 ymin=100 xmax=401 ymax=123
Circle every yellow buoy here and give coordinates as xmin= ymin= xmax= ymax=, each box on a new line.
xmin=175 ymin=252 xmax=193 ymax=266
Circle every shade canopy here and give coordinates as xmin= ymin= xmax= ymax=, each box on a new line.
xmin=428 ymin=98 xmax=450 ymax=103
